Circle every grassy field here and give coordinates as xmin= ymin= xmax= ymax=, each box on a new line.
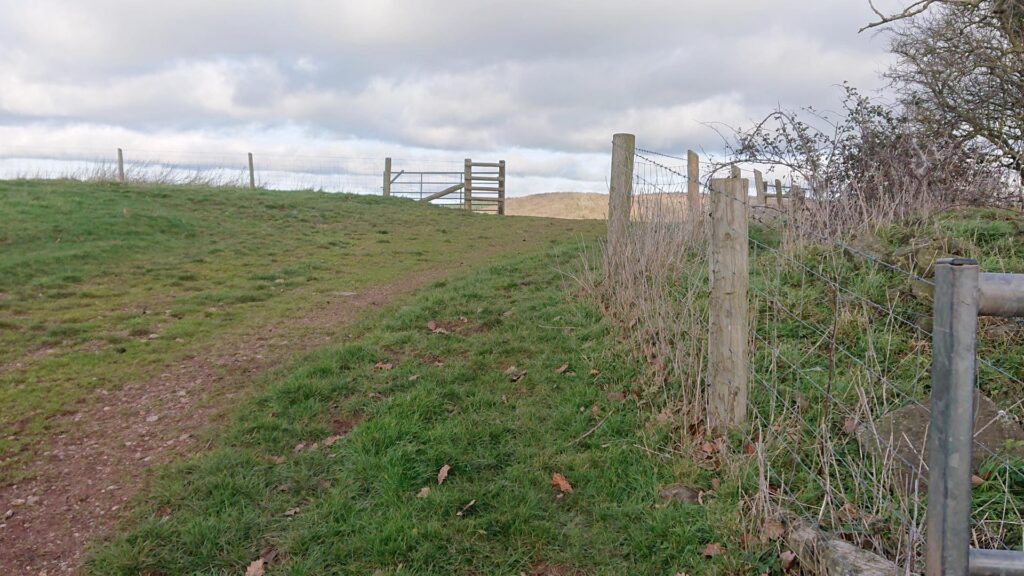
xmin=86 ymin=243 xmax=769 ymax=575
xmin=0 ymin=180 xmax=601 ymax=478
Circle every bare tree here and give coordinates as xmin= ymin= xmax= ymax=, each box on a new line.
xmin=874 ymin=1 xmax=1024 ymax=182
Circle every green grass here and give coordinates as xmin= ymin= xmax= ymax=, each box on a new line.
xmin=85 ymin=244 xmax=771 ymax=575
xmin=0 ymin=180 xmax=601 ymax=479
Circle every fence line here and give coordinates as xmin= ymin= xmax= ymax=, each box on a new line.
xmin=603 ymin=133 xmax=1024 ymax=575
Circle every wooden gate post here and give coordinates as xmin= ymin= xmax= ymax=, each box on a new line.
xmin=116 ymin=148 xmax=125 ymax=184
xmin=774 ymin=179 xmax=784 ymax=210
xmin=497 ymin=160 xmax=506 ymax=215
xmin=608 ymin=133 xmax=635 ymax=256
xmin=383 ymin=157 xmax=392 ymax=197
xmin=753 ymin=169 xmax=766 ymax=205
xmin=687 ymin=150 xmax=700 ymax=223
xmin=464 ymin=159 xmax=473 ymax=211
xmin=708 ymin=175 xmax=749 ymax=431
xmin=248 ymin=153 xmax=256 ymax=189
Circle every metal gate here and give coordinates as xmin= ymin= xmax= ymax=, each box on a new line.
xmin=382 ymin=158 xmax=506 ymax=214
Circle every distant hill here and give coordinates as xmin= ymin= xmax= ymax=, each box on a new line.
xmin=505 ymin=192 xmax=610 ymax=220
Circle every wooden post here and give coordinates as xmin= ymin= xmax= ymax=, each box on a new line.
xmin=116 ymin=148 xmax=125 ymax=183
xmin=608 ymin=133 xmax=635 ymax=254
xmin=708 ymin=176 xmax=749 ymax=431
xmin=753 ymin=169 xmax=766 ymax=205
xmin=464 ymin=158 xmax=473 ymax=211
xmin=383 ymin=157 xmax=392 ymax=197
xmin=774 ymin=179 xmax=784 ymax=210
xmin=248 ymin=153 xmax=256 ymax=189
xmin=687 ymin=150 xmax=700 ymax=223
xmin=497 ymin=160 xmax=506 ymax=215
xmin=791 ymin=183 xmax=805 ymax=211
xmin=730 ymin=165 xmax=741 ymax=179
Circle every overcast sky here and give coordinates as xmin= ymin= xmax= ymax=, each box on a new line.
xmin=0 ymin=0 xmax=905 ymax=194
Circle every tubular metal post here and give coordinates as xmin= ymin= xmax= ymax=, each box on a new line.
xmin=927 ymin=258 xmax=980 ymax=576
xmin=969 ymin=549 xmax=1024 ymax=576
xmin=116 ymin=148 xmax=125 ymax=183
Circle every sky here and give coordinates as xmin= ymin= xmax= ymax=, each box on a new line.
xmin=0 ymin=0 xmax=905 ymax=195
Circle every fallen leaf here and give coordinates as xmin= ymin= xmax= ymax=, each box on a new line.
xmin=456 ymin=499 xmax=476 ymax=516
xmin=607 ymin=391 xmax=625 ymax=402
xmin=589 ymin=369 xmax=601 ymax=377
xmin=658 ymin=485 xmax=699 ymax=504
xmin=416 ymin=486 xmax=431 ymax=499
xmin=323 ymin=435 xmax=342 ymax=447
xmin=710 ymin=478 xmax=721 ymax=491
xmin=743 ymin=442 xmax=756 ymax=455
xmin=971 ymin=474 xmax=985 ymax=487
xmin=555 ymin=362 xmax=570 ymax=374
xmin=510 ymin=370 xmax=527 ymax=383
xmin=762 ymin=518 xmax=785 ymax=541
xmin=408 ymin=374 xmax=420 ymax=382
xmin=374 ymin=361 xmax=393 ymax=371
xmin=245 ymin=558 xmax=265 ymax=576
xmin=780 ymin=550 xmax=798 ymax=572
xmin=842 ymin=417 xmax=859 ymax=434
xmin=702 ymin=543 xmax=724 ymax=557
xmin=656 ymin=409 xmax=673 ymax=424
xmin=551 ymin=472 xmax=574 ymax=493
xmin=284 ymin=507 xmax=300 ymax=517
xmin=701 ymin=441 xmax=719 ymax=455
xmin=437 ymin=464 xmax=451 ymax=485
xmin=268 ymin=455 xmax=286 ymax=465
xmin=293 ymin=442 xmax=307 ymax=453
xmin=504 ymin=365 xmax=518 ymax=375
xmin=591 ymin=404 xmax=600 ymax=418
xmin=427 ymin=320 xmax=449 ymax=334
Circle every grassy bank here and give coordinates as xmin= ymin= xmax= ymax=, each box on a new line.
xmin=86 ymin=244 xmax=771 ymax=575
xmin=0 ymin=180 xmax=601 ymax=478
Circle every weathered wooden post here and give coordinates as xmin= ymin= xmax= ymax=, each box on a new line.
xmin=687 ymin=150 xmax=700 ymax=223
xmin=463 ymin=158 xmax=473 ymax=211
xmin=708 ymin=175 xmax=749 ymax=431
xmin=608 ymin=133 xmax=635 ymax=257
xmin=791 ymin=183 xmax=805 ymax=211
xmin=753 ymin=169 xmax=766 ymax=205
xmin=383 ymin=157 xmax=392 ymax=197
xmin=248 ymin=153 xmax=256 ymax=189
xmin=116 ymin=148 xmax=125 ymax=183
xmin=774 ymin=179 xmax=784 ymax=210
xmin=497 ymin=160 xmax=506 ymax=215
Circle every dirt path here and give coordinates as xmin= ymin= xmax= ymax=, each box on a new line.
xmin=0 ymin=269 xmax=449 ymax=575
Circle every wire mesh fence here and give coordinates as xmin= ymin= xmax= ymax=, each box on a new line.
xmin=591 ymin=133 xmax=1024 ymax=572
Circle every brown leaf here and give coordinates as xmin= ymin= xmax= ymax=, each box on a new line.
xmin=284 ymin=507 xmax=300 ymax=517
xmin=702 ymin=543 xmax=725 ymax=557
xmin=743 ymin=442 xmax=756 ymax=455
xmin=456 ymin=499 xmax=476 ymax=516
xmin=780 ymin=550 xmax=798 ymax=572
xmin=658 ymin=485 xmax=700 ymax=504
xmin=426 ymin=320 xmax=449 ymax=334
xmin=245 ymin=558 xmax=266 ymax=576
xmin=408 ymin=374 xmax=420 ymax=382
xmin=710 ymin=478 xmax=721 ymax=491
xmin=504 ymin=365 xmax=518 ymax=375
xmin=589 ymin=369 xmax=601 ymax=377
xmin=701 ymin=441 xmax=719 ymax=455
xmin=551 ymin=472 xmax=574 ymax=493
xmin=293 ymin=442 xmax=307 ymax=453
xmin=323 ymin=435 xmax=342 ymax=447
xmin=591 ymin=404 xmax=601 ymax=418
xmin=374 ymin=361 xmax=393 ymax=370
xmin=762 ymin=518 xmax=785 ymax=541
xmin=656 ymin=409 xmax=673 ymax=424
xmin=416 ymin=486 xmax=431 ymax=499
xmin=842 ymin=417 xmax=859 ymax=434
xmin=555 ymin=362 xmax=570 ymax=374
xmin=607 ymin=391 xmax=625 ymax=402
xmin=971 ymin=474 xmax=985 ymax=487
xmin=437 ymin=464 xmax=451 ymax=485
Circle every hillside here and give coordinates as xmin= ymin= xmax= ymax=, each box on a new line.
xmin=0 ymin=181 xmax=603 ymax=574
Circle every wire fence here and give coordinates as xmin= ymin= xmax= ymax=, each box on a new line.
xmin=594 ymin=135 xmax=1024 ymax=572
xmin=0 ymin=147 xmax=465 ymax=196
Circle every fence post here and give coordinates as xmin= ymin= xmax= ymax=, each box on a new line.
xmin=608 ymin=133 xmax=635 ymax=256
xmin=926 ymin=258 xmax=979 ymax=576
xmin=383 ymin=157 xmax=392 ymax=197
xmin=791 ymin=184 xmax=805 ymax=211
xmin=497 ymin=160 xmax=506 ymax=215
xmin=708 ymin=175 xmax=749 ymax=431
xmin=117 ymin=148 xmax=125 ymax=184
xmin=464 ymin=158 xmax=473 ymax=211
xmin=774 ymin=179 xmax=784 ymax=210
xmin=753 ymin=169 xmax=766 ymax=205
xmin=248 ymin=153 xmax=256 ymax=189
xmin=687 ymin=150 xmax=700 ymax=222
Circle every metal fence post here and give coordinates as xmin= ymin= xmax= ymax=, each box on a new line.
xmin=927 ymin=258 xmax=980 ymax=576
xmin=497 ymin=160 xmax=506 ymax=215
xmin=708 ymin=175 xmax=749 ymax=432
xmin=608 ymin=133 xmax=635 ymax=257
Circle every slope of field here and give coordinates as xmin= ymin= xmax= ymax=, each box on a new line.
xmin=0 ymin=180 xmax=602 ymax=574
xmin=86 ymin=244 xmax=764 ymax=576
